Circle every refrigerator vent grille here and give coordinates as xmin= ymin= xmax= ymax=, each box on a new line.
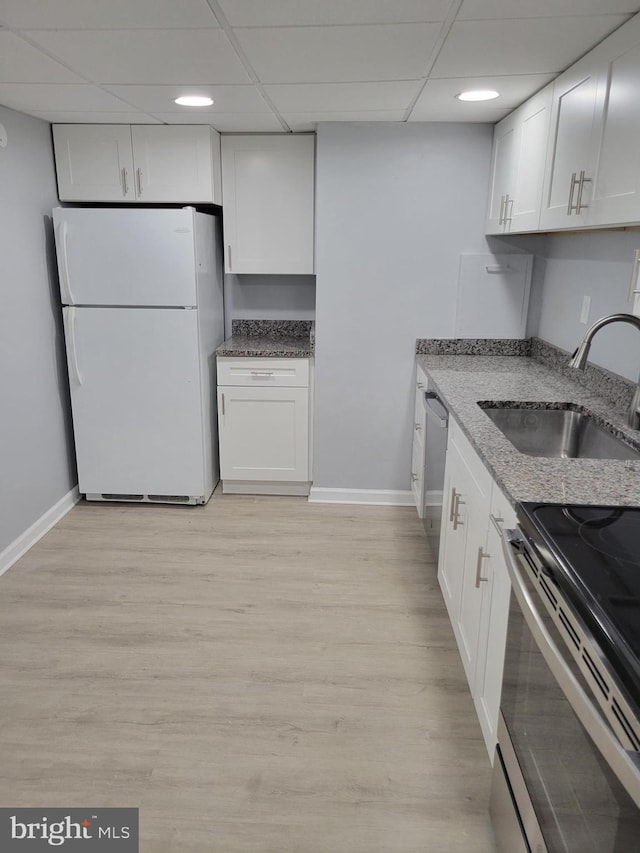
xmin=148 ymin=494 xmax=190 ymax=503
xmin=102 ymin=493 xmax=144 ymax=501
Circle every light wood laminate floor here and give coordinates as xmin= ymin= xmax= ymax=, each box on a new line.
xmin=0 ymin=492 xmax=496 ymax=852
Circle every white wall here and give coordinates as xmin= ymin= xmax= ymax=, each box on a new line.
xmin=0 ymin=106 xmax=76 ymax=555
xmin=223 ymin=273 xmax=315 ymax=338
xmin=532 ymin=230 xmax=640 ymax=381
xmin=313 ymin=122 xmax=493 ymax=493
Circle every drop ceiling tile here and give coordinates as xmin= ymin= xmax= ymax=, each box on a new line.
xmin=103 ymin=84 xmax=270 ymax=114
xmin=0 ymin=0 xmax=219 ymax=29
xmin=29 ymin=111 xmax=162 ymax=123
xmin=410 ymin=74 xmax=556 ymax=121
xmin=432 ymin=16 xmax=630 ymax=77
xmin=264 ymin=81 xmax=422 ymax=113
xmin=235 ymin=24 xmax=443 ymax=83
xmin=24 ymin=29 xmax=250 ymax=85
xmin=0 ymin=32 xmax=84 ymax=83
xmin=150 ymin=112 xmax=285 ymax=132
xmin=218 ymin=0 xmax=450 ymax=26
xmin=282 ymin=111 xmax=406 ymax=131
xmin=0 ymin=83 xmax=134 ymax=112
xmin=459 ymin=0 xmax=640 ymax=19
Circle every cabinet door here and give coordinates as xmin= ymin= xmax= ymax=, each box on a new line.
xmin=539 ymin=57 xmax=601 ymax=230
xmin=53 ymin=124 xmax=134 ymax=202
xmin=411 ymin=433 xmax=425 ymax=517
xmin=411 ymin=376 xmax=427 ymax=516
xmin=218 ymin=386 xmax=309 ymax=482
xmin=474 ymin=492 xmax=517 ymax=760
xmin=589 ymin=19 xmax=640 ymax=226
xmin=485 ymin=116 xmax=517 ymax=234
xmin=455 ymin=451 xmax=493 ymax=690
xmin=509 ymin=86 xmax=552 ymax=233
xmin=131 ymin=125 xmax=216 ymax=203
xmin=221 ymin=135 xmax=315 ymax=274
xmin=437 ymin=437 xmax=470 ymax=624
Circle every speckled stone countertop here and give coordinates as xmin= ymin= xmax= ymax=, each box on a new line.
xmin=216 ymin=320 xmax=314 ymax=358
xmin=416 ymin=353 xmax=640 ymax=507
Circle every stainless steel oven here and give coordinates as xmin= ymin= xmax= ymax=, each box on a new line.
xmin=492 ymin=504 xmax=640 ymax=853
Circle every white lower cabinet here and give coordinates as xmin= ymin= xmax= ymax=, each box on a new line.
xmin=410 ymin=365 xmax=428 ymax=516
xmin=217 ymin=357 xmax=312 ymax=495
xmin=437 ymin=417 xmax=515 ymax=760
xmin=473 ymin=485 xmax=516 ymax=756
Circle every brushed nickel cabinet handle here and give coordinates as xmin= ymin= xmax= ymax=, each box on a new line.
xmin=475 ymin=547 xmax=489 ymax=588
xmin=489 ymin=513 xmax=504 ymax=535
xmin=121 ymin=167 xmax=128 ymax=196
xmin=449 ymin=487 xmax=457 ymax=523
xmin=136 ymin=167 xmax=143 ymax=196
xmin=567 ymin=172 xmax=579 ymax=214
xmin=452 ymin=495 xmax=465 ymax=530
xmin=576 ymin=170 xmax=592 ymax=213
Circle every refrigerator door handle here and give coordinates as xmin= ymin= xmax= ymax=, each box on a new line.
xmin=57 ymin=219 xmax=74 ymax=305
xmin=63 ymin=307 xmax=82 ymax=386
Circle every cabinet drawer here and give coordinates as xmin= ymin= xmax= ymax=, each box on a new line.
xmin=217 ymin=358 xmax=309 ymax=387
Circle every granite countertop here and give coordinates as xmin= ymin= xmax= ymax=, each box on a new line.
xmin=416 ymin=352 xmax=640 ymax=507
xmin=216 ymin=319 xmax=314 ymax=358
xmin=217 ymin=336 xmax=314 ymax=358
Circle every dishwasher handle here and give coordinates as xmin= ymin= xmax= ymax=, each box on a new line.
xmin=425 ymin=392 xmax=448 ymax=428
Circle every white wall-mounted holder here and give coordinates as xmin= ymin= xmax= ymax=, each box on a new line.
xmin=455 ymin=253 xmax=533 ymax=339
xmin=0 ymin=123 xmax=7 ymax=148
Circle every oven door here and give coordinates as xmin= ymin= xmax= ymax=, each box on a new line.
xmin=492 ymin=528 xmax=640 ymax=853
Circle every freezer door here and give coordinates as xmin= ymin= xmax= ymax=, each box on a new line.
xmin=64 ymin=306 xmax=208 ymax=498
xmin=53 ymin=207 xmax=198 ymax=306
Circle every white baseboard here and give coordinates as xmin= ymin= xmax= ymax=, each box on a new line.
xmin=308 ymin=487 xmax=414 ymax=506
xmin=425 ymin=490 xmax=443 ymax=506
xmin=0 ymin=485 xmax=80 ymax=577
xmin=222 ymin=480 xmax=310 ymax=496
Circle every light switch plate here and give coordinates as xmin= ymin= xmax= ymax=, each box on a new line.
xmin=0 ymin=123 xmax=7 ymax=148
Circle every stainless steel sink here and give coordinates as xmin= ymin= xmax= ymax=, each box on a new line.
xmin=479 ymin=403 xmax=640 ymax=460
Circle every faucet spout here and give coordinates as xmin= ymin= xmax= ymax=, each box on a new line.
xmin=568 ymin=312 xmax=640 ymax=430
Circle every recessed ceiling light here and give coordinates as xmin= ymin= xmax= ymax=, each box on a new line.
xmin=456 ymin=89 xmax=500 ymax=102
xmin=174 ymin=95 xmax=214 ymax=107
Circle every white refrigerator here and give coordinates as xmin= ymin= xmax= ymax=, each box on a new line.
xmin=52 ymin=206 xmax=224 ymax=505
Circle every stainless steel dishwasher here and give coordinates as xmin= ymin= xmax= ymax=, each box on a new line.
xmin=422 ymin=390 xmax=448 ymax=559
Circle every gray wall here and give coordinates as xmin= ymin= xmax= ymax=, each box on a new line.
xmin=0 ymin=106 xmax=76 ymax=554
xmin=531 ymin=230 xmax=640 ymax=382
xmin=223 ymin=274 xmax=316 ymax=338
xmin=313 ymin=122 xmax=493 ymax=492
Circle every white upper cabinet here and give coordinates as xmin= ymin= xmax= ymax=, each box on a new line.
xmin=53 ymin=124 xmax=221 ymax=204
xmin=221 ymin=134 xmax=315 ymax=275
xmin=130 ymin=126 xmax=219 ymax=204
xmin=487 ymin=12 xmax=640 ymax=234
xmin=588 ymin=15 xmax=640 ymax=226
xmin=539 ymin=55 xmax=602 ymax=231
xmin=53 ymin=125 xmax=135 ymax=202
xmin=486 ymin=116 xmax=517 ymax=234
xmin=486 ymin=85 xmax=551 ymax=235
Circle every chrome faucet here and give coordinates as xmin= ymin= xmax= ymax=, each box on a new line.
xmin=568 ymin=312 xmax=640 ymax=430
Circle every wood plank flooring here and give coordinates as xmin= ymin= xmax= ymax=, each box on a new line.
xmin=0 ymin=492 xmax=496 ymax=852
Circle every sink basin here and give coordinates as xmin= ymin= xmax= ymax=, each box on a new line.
xmin=478 ymin=403 xmax=640 ymax=460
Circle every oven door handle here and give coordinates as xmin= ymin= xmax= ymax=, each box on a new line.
xmin=501 ymin=528 xmax=640 ymax=808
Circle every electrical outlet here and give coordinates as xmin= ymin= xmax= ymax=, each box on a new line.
xmin=580 ymin=295 xmax=591 ymax=324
